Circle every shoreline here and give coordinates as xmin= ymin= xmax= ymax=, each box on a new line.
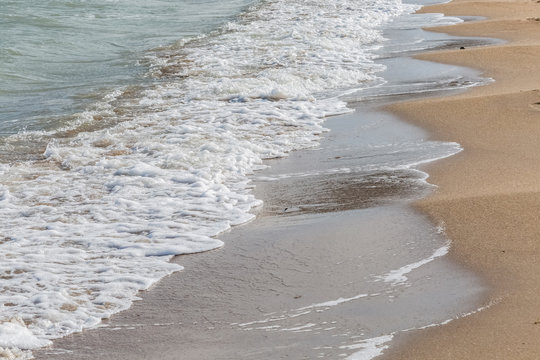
xmin=26 ymin=2 xmax=514 ymax=359
xmin=30 ymin=8 xmax=496 ymax=357
xmin=33 ymin=110 xmax=487 ymax=360
xmin=383 ymin=0 xmax=540 ymax=358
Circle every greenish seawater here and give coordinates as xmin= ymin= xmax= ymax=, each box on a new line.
xmin=0 ymin=0 xmax=253 ymax=135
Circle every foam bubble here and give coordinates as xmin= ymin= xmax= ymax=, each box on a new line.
xmin=342 ymin=335 xmax=394 ymax=360
xmin=0 ymin=318 xmax=51 ymax=349
xmin=0 ymin=0 xmax=417 ymax=353
xmin=378 ymin=242 xmax=451 ymax=286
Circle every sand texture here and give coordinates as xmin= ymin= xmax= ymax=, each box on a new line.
xmin=384 ymin=0 xmax=540 ymax=358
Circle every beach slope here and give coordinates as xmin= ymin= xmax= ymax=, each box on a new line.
xmin=385 ymin=0 xmax=540 ymax=358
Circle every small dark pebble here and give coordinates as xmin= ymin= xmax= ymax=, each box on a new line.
xmin=460 ymin=46 xmax=466 ymax=50
xmin=294 ymin=295 xmax=302 ymax=299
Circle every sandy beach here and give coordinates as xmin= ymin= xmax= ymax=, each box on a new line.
xmin=27 ymin=0 xmax=540 ymax=358
xmin=383 ymin=0 xmax=540 ymax=358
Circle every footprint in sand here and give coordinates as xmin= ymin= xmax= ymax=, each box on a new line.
xmin=530 ymin=102 xmax=540 ymax=111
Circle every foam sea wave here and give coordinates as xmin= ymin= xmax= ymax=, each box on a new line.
xmin=0 ymin=0 xmax=418 ymax=354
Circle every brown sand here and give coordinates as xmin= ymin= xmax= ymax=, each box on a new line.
xmin=383 ymin=0 xmax=540 ymax=358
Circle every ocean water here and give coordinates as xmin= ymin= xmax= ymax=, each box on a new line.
xmin=0 ymin=0 xmax=483 ymax=358
xmin=0 ymin=0 xmax=253 ymax=135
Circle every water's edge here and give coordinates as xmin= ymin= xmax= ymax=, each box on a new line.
xmin=32 ymin=8 xmax=497 ymax=359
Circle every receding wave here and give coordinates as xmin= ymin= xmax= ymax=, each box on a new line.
xmin=0 ymin=0 xmax=420 ymax=355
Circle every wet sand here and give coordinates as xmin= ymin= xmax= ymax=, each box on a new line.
xmin=34 ymin=110 xmax=486 ymax=360
xmin=32 ymin=41 xmax=497 ymax=357
xmin=30 ymin=4 xmax=514 ymax=359
xmin=383 ymin=0 xmax=540 ymax=358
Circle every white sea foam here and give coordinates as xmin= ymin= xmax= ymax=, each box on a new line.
xmin=337 ymin=299 xmax=495 ymax=360
xmin=297 ymin=294 xmax=370 ymax=311
xmin=342 ymin=335 xmax=394 ymax=360
xmin=0 ymin=318 xmax=50 ymax=349
xmin=0 ymin=0 xmax=421 ymax=352
xmin=378 ymin=241 xmax=451 ymax=285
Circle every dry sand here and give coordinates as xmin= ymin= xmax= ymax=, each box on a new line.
xmin=383 ymin=0 xmax=540 ymax=358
